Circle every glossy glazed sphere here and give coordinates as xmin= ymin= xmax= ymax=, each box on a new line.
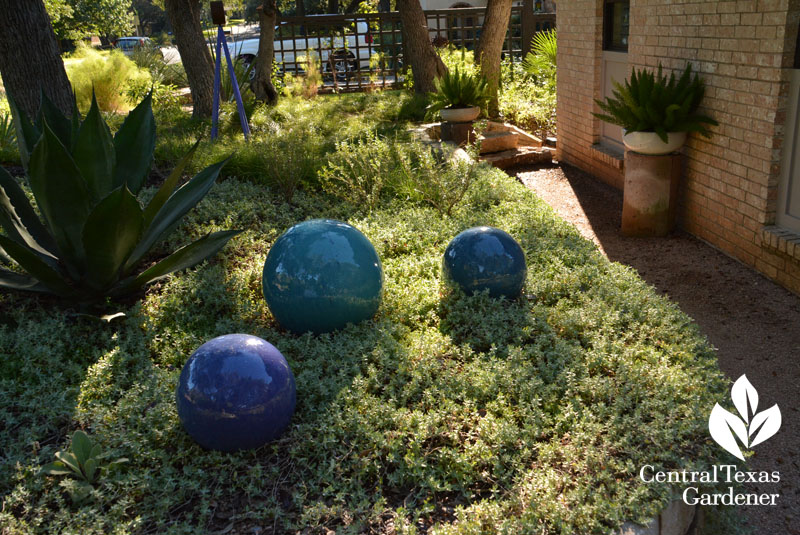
xmin=262 ymin=219 xmax=383 ymax=334
xmin=176 ymin=334 xmax=296 ymax=452
xmin=443 ymin=226 xmax=527 ymax=299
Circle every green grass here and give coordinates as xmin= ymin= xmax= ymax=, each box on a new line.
xmin=0 ymin=92 xmax=738 ymax=534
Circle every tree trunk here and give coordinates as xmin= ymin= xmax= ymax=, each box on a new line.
xmin=251 ymin=1 xmax=278 ymax=105
xmin=0 ymin=0 xmax=73 ymax=117
xmin=328 ymin=0 xmax=339 ymax=14
xmin=397 ymin=0 xmax=446 ymax=94
xmin=164 ymin=0 xmax=214 ymax=119
xmin=296 ymin=0 xmax=305 ymax=17
xmin=475 ymin=0 xmax=512 ymax=117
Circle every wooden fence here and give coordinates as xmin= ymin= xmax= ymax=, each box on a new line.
xmin=254 ymin=0 xmax=554 ymax=92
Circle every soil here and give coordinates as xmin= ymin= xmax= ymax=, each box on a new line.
xmin=514 ymin=162 xmax=800 ymax=534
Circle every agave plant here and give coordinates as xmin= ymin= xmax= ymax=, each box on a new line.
xmin=0 ymin=92 xmax=240 ymax=302
xmin=426 ymin=67 xmax=491 ymax=117
xmin=593 ymin=63 xmax=718 ymax=142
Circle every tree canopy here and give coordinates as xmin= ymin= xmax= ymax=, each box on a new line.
xmin=44 ymin=0 xmax=134 ymax=41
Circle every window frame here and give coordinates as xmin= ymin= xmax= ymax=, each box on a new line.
xmin=603 ymin=0 xmax=630 ymax=53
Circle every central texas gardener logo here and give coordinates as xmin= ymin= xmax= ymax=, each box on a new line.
xmin=708 ymin=375 xmax=782 ymax=461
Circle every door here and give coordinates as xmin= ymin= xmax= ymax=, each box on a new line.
xmin=777 ymin=68 xmax=800 ymax=232
xmin=599 ymin=0 xmax=629 ymax=151
xmin=601 ymin=51 xmax=628 ymax=150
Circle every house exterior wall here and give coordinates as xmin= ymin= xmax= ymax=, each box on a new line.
xmin=556 ymin=0 xmax=800 ymax=294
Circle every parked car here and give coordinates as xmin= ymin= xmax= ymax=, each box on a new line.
xmin=114 ymin=36 xmax=160 ymax=56
xmin=230 ymin=18 xmax=373 ymax=79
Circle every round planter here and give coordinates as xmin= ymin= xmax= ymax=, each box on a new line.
xmin=440 ymin=106 xmax=480 ymax=123
xmin=622 ymin=130 xmax=687 ymax=155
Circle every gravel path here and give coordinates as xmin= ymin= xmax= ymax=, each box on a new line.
xmin=515 ymin=162 xmax=800 ymax=534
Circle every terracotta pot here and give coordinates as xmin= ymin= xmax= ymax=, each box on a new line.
xmin=622 ymin=130 xmax=687 ymax=155
xmin=440 ymin=106 xmax=480 ymax=123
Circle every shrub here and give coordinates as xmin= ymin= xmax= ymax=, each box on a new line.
xmin=126 ymin=78 xmax=182 ymax=118
xmin=66 ymin=48 xmax=151 ymax=113
xmin=131 ymin=46 xmax=188 ymax=88
xmin=499 ymin=61 xmax=556 ymax=137
xmin=394 ymin=142 xmax=480 ymax=216
xmin=438 ymin=46 xmax=479 ymax=76
xmin=282 ymin=52 xmax=323 ymax=99
xmin=0 ymin=92 xmax=240 ymax=302
xmin=321 ymin=132 xmax=397 ymax=211
xmin=498 ymin=31 xmax=557 ymax=138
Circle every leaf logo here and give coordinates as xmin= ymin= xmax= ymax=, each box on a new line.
xmin=708 ymin=375 xmax=781 ymax=461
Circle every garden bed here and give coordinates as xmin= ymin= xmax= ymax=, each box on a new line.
xmin=0 ymin=93 xmax=734 ymax=534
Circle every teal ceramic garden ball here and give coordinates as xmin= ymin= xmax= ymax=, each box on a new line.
xmin=262 ymin=219 xmax=383 ymax=334
xmin=443 ymin=226 xmax=527 ymax=299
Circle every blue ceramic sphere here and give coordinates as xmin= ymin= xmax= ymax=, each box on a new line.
xmin=262 ymin=219 xmax=383 ymax=334
xmin=176 ymin=334 xmax=296 ymax=452
xmin=443 ymin=226 xmax=527 ymax=299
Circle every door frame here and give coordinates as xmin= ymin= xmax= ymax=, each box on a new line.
xmin=776 ymin=68 xmax=800 ymax=232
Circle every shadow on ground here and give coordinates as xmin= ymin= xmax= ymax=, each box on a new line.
xmin=516 ymin=161 xmax=800 ymax=535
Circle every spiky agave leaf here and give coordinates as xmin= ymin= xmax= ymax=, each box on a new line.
xmin=0 ymin=92 xmax=240 ymax=302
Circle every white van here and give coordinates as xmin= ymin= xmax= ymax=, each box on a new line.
xmin=230 ymin=19 xmax=373 ymax=79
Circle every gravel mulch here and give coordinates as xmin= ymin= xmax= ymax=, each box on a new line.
xmin=515 ymin=162 xmax=800 ymax=534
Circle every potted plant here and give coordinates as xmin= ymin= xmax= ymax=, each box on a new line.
xmin=594 ymin=63 xmax=718 ymax=155
xmin=427 ymin=67 xmax=490 ymax=123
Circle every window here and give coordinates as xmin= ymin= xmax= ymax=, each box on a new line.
xmin=604 ymin=0 xmax=630 ymax=52
xmin=794 ymin=20 xmax=800 ymax=69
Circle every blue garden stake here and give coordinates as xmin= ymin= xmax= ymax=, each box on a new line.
xmin=210 ymin=6 xmax=250 ymax=141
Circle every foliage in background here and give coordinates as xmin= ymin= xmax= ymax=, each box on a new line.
xmin=433 ymin=41 xmax=557 ymax=138
xmin=282 ymin=53 xmax=323 ymax=99
xmin=499 ymin=61 xmax=556 ymax=138
xmin=125 ymin=78 xmax=183 ymax=118
xmin=499 ymin=30 xmax=557 ymax=138
xmin=39 ymin=430 xmax=128 ymax=504
xmin=152 ymin=91 xmax=428 ymax=198
xmin=130 ymin=46 xmax=188 ymax=88
xmin=522 ymin=28 xmax=556 ymax=79
xmin=45 ymin=0 xmax=135 ymax=43
xmin=437 ymin=46 xmax=479 ymax=77
xmin=0 ymin=93 xmax=239 ymax=302
xmin=0 ymin=89 xmax=739 ymax=530
xmin=66 ymin=46 xmax=151 ymax=112
xmin=594 ymin=63 xmax=718 ymax=141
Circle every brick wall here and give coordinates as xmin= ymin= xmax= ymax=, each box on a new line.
xmin=556 ymin=0 xmax=800 ymax=294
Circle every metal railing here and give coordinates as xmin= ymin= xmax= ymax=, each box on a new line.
xmin=242 ymin=1 xmax=554 ymax=92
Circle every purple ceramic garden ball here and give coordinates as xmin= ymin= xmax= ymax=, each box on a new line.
xmin=176 ymin=334 xmax=296 ymax=452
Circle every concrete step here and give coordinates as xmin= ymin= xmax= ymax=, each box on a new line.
xmin=479 ymin=131 xmax=519 ymax=154
xmin=480 ymin=146 xmax=554 ymax=169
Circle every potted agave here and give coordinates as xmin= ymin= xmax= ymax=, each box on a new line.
xmin=594 ymin=63 xmax=718 ymax=155
xmin=427 ymin=67 xmax=490 ymax=123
